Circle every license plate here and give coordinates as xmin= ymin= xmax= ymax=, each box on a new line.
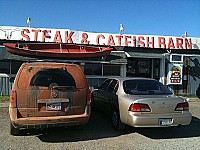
xmin=46 ymin=102 xmax=61 ymax=111
xmin=159 ymin=118 xmax=173 ymax=126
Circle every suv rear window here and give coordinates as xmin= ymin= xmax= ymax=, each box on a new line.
xmin=30 ymin=68 xmax=76 ymax=87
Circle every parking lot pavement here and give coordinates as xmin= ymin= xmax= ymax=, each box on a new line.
xmin=0 ymin=98 xmax=200 ymax=150
xmin=0 ymin=102 xmax=9 ymax=108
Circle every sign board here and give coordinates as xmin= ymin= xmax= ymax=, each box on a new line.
xmin=170 ymin=54 xmax=183 ymax=63
xmin=167 ymin=63 xmax=183 ymax=85
xmin=0 ymin=26 xmax=200 ymax=49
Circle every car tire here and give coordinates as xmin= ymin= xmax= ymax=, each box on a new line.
xmin=112 ymin=109 xmax=125 ymax=131
xmin=74 ymin=125 xmax=85 ymax=130
xmin=10 ymin=121 xmax=20 ymax=136
xmin=91 ymin=95 xmax=96 ymax=111
xmin=196 ymin=84 xmax=200 ymax=99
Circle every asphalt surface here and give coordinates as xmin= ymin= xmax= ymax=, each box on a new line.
xmin=0 ymin=98 xmax=200 ymax=150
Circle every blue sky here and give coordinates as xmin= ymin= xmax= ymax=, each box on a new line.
xmin=0 ymin=0 xmax=199 ymax=37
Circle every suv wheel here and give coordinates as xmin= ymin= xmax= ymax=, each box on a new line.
xmin=10 ymin=121 xmax=20 ymax=136
xmin=112 ymin=109 xmax=125 ymax=131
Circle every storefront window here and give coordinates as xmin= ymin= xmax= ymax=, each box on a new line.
xmin=11 ymin=61 xmax=23 ymax=74
xmin=0 ymin=61 xmax=10 ymax=74
xmin=103 ymin=64 xmax=120 ymax=76
xmin=153 ymin=59 xmax=160 ymax=80
xmin=84 ymin=63 xmax=102 ymax=75
xmin=84 ymin=63 xmax=120 ymax=76
xmin=127 ymin=59 xmax=137 ymax=76
xmin=138 ymin=59 xmax=150 ymax=75
xmin=127 ymin=58 xmax=152 ymax=78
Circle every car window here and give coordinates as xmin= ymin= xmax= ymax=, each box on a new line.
xmin=107 ymin=79 xmax=118 ymax=93
xmin=99 ymin=79 xmax=112 ymax=91
xmin=123 ymin=79 xmax=173 ymax=95
xmin=30 ymin=68 xmax=76 ymax=87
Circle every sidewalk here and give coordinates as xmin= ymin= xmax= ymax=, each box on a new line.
xmin=179 ymin=96 xmax=200 ymax=102
xmin=187 ymin=97 xmax=200 ymax=102
xmin=0 ymin=102 xmax=9 ymax=108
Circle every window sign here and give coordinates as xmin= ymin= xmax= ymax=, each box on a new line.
xmin=167 ymin=63 xmax=183 ymax=85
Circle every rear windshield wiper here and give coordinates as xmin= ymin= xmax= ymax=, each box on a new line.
xmin=52 ymin=86 xmax=78 ymax=91
xmin=130 ymin=89 xmax=155 ymax=95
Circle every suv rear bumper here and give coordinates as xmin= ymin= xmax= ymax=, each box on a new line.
xmin=10 ymin=106 xmax=91 ymax=129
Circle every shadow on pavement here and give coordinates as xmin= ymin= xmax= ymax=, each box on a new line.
xmin=34 ymin=111 xmax=200 ymax=142
xmin=2 ymin=100 xmax=199 ymax=142
xmin=134 ymin=116 xmax=200 ymax=139
xmin=23 ymin=110 xmax=135 ymax=142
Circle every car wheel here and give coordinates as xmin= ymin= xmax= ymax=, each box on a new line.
xmin=112 ymin=109 xmax=125 ymax=131
xmin=10 ymin=121 xmax=20 ymax=136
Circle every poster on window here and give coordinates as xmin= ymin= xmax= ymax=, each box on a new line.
xmin=167 ymin=63 xmax=183 ymax=85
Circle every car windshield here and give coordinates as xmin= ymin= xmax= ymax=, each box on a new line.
xmin=123 ymin=79 xmax=173 ymax=95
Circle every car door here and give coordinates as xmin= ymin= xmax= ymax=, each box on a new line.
xmin=94 ymin=79 xmax=112 ymax=110
xmin=105 ymin=79 xmax=119 ymax=115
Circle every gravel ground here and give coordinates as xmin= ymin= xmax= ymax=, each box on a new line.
xmin=0 ymin=98 xmax=200 ymax=150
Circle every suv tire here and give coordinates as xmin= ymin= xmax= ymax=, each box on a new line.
xmin=10 ymin=121 xmax=20 ymax=136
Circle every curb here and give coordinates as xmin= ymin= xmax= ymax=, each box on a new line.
xmin=187 ymin=98 xmax=200 ymax=102
xmin=178 ymin=96 xmax=199 ymax=102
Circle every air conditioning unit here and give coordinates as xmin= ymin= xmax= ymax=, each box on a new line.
xmin=170 ymin=54 xmax=183 ymax=63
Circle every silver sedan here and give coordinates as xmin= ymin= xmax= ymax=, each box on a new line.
xmin=91 ymin=77 xmax=192 ymax=130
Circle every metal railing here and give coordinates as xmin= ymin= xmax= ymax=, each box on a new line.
xmin=0 ymin=76 xmax=13 ymax=96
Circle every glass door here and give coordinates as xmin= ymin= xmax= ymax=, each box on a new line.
xmin=126 ymin=58 xmax=152 ymax=78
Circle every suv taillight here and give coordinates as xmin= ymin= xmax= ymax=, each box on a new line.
xmin=87 ymin=89 xmax=91 ymax=105
xmin=129 ymin=103 xmax=151 ymax=112
xmin=175 ymin=102 xmax=189 ymax=111
xmin=10 ymin=90 xmax=17 ymax=108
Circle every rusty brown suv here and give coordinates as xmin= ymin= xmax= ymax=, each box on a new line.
xmin=9 ymin=62 xmax=91 ymax=135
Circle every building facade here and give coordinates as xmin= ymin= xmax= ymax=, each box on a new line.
xmin=0 ymin=26 xmax=200 ymax=96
